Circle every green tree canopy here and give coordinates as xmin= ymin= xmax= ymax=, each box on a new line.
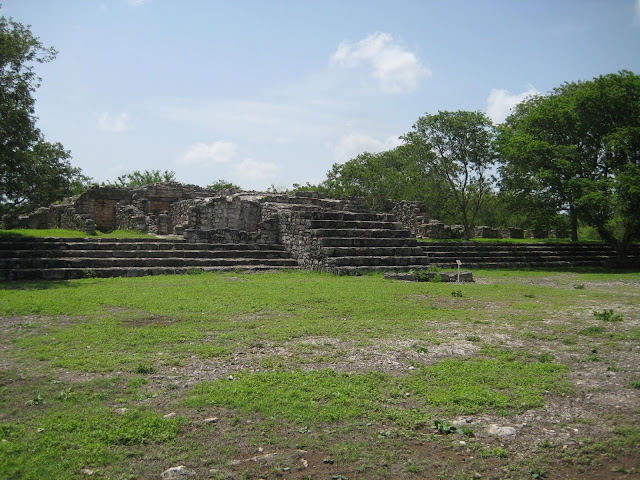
xmin=498 ymin=71 xmax=640 ymax=256
xmin=401 ymin=110 xmax=496 ymax=239
xmin=0 ymin=13 xmax=88 ymax=215
xmin=322 ymin=144 xmax=455 ymax=217
xmin=207 ymin=179 xmax=241 ymax=191
xmin=110 ymin=169 xmax=176 ymax=187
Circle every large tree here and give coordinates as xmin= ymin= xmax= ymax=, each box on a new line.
xmin=0 ymin=13 xmax=87 ymax=215
xmin=401 ymin=110 xmax=496 ymax=240
xmin=498 ymin=71 xmax=640 ymax=257
xmin=324 ymin=147 xmax=416 ymax=210
xmin=322 ymin=144 xmax=457 ymax=219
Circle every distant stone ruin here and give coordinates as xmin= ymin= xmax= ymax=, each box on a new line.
xmin=2 ymin=183 xmax=431 ymax=273
xmin=389 ymin=200 xmax=552 ymax=240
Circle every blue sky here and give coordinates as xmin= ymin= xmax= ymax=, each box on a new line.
xmin=4 ymin=0 xmax=640 ymax=190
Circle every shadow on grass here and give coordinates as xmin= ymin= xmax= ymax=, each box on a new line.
xmin=0 ymin=280 xmax=87 ymax=291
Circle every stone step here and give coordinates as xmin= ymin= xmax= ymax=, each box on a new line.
xmin=312 ymin=228 xmax=413 ymax=239
xmin=0 ymin=239 xmax=288 ymax=252
xmin=310 ymin=211 xmax=396 ymax=222
xmin=0 ymin=248 xmax=293 ymax=260
xmin=0 ymin=264 xmax=296 ymax=281
xmin=0 ymin=237 xmax=300 ymax=280
xmin=1 ymin=256 xmax=299 ymax=269
xmin=429 ymin=260 xmax=598 ymax=269
xmin=317 ymin=237 xmax=419 ymax=247
xmin=420 ymin=242 xmax=630 ymax=253
xmin=309 ymin=219 xmax=402 ymax=230
xmin=330 ymin=264 xmax=435 ymax=275
xmin=325 ymin=255 xmax=431 ymax=267
xmin=320 ymin=246 xmax=425 ymax=257
xmin=425 ymin=252 xmax=617 ymax=261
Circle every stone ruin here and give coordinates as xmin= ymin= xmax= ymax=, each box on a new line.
xmin=1 ymin=186 xmax=562 ymax=246
xmin=390 ymin=200 xmax=534 ymax=240
xmin=1 ymin=184 xmax=620 ymax=279
xmin=2 ymin=182 xmax=218 ymax=236
xmin=1 ymin=183 xmax=432 ymax=273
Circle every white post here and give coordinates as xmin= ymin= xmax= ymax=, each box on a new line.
xmin=456 ymin=259 xmax=462 ymax=283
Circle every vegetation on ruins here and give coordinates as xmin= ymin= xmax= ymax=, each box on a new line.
xmin=207 ymin=178 xmax=242 ymax=191
xmin=109 ymin=169 xmax=177 ymax=187
xmin=0 ymin=13 xmax=89 ymax=216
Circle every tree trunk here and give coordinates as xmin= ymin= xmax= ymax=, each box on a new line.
xmin=597 ymin=226 xmax=630 ymax=265
xmin=569 ymin=205 xmax=578 ymax=242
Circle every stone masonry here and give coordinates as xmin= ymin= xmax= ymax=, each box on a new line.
xmin=2 ymin=185 xmax=431 ymax=274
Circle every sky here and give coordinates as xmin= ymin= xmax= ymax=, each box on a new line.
xmin=3 ymin=0 xmax=640 ymax=191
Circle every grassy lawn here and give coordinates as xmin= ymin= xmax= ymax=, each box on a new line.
xmin=0 ymin=228 xmax=157 ymax=239
xmin=1 ymin=269 xmax=639 ymax=479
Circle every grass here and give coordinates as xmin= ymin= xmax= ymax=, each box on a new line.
xmin=0 ymin=228 xmax=156 ymax=238
xmin=185 ymin=357 xmax=567 ymax=425
xmin=1 ymin=268 xmax=639 ymax=479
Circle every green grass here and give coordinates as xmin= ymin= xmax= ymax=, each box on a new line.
xmin=1 ymin=268 xmax=639 ymax=479
xmin=0 ymin=228 xmax=156 ymax=238
xmin=186 ymin=356 xmax=567 ymax=425
xmin=0 ymin=389 xmax=182 ymax=479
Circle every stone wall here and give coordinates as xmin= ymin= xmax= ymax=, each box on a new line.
xmin=2 ymin=182 xmax=218 ymax=234
xmin=388 ymin=200 xmax=527 ymax=240
xmin=261 ymin=205 xmax=319 ymax=268
xmin=115 ymin=204 xmax=148 ymax=233
xmin=418 ymin=220 xmax=465 ymax=239
xmin=473 ymin=226 xmax=501 ymax=239
xmin=390 ymin=201 xmax=426 ymax=236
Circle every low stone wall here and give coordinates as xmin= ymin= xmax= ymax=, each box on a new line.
xmin=387 ymin=200 xmax=527 ymax=240
xmin=2 ymin=182 xmax=218 ymax=234
xmin=419 ymin=220 xmax=465 ymax=239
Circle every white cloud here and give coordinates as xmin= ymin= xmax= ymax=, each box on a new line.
xmin=127 ymin=0 xmax=150 ymax=6
xmin=486 ymin=85 xmax=540 ymax=124
xmin=329 ymin=132 xmax=402 ymax=163
xmin=97 ymin=112 xmax=132 ymax=132
xmin=331 ymin=32 xmax=431 ymax=94
xmin=233 ymin=159 xmax=279 ymax=186
xmin=178 ymin=141 xmax=238 ymax=166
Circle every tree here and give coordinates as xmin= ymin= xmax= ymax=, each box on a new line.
xmin=110 ymin=169 xmax=176 ymax=187
xmin=207 ymin=179 xmax=241 ymax=191
xmin=401 ymin=111 xmax=496 ymax=239
xmin=498 ymin=71 xmax=640 ymax=258
xmin=0 ymin=13 xmax=88 ymax=215
xmin=324 ymin=149 xmax=409 ymax=209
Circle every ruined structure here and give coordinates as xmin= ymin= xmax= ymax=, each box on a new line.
xmin=1 ymin=183 xmax=431 ymax=276
xmin=390 ymin=200 xmax=528 ymax=239
xmin=4 ymin=184 xmax=621 ymax=281
xmin=1 ymin=183 xmax=218 ymax=235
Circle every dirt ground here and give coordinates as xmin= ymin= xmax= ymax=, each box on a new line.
xmin=2 ymin=272 xmax=639 ymax=479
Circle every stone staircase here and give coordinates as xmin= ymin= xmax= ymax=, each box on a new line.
xmin=3 ymin=224 xmax=638 ymax=281
xmin=310 ymin=211 xmax=431 ymax=274
xmin=421 ymin=241 xmax=640 ymax=269
xmin=0 ymin=237 xmax=299 ymax=281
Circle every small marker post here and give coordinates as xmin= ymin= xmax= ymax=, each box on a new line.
xmin=456 ymin=259 xmax=462 ymax=283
